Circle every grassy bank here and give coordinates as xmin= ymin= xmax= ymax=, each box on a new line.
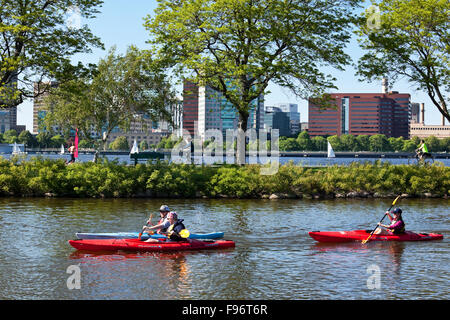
xmin=0 ymin=156 xmax=449 ymax=199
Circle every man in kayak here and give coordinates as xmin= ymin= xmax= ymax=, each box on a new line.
xmin=141 ymin=205 xmax=172 ymax=242
xmin=374 ymin=208 xmax=405 ymax=235
xmin=154 ymin=204 xmax=170 ymax=233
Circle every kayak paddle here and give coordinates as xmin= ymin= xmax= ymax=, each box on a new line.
xmin=362 ymin=195 xmax=401 ymax=244
xmin=138 ymin=213 xmax=153 ymax=240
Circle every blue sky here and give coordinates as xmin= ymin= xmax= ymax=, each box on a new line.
xmin=16 ymin=0 xmax=446 ymax=131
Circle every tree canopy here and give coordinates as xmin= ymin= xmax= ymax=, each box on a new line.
xmin=0 ymin=0 xmax=103 ymax=108
xmin=145 ymin=0 xmax=362 ymax=163
xmin=357 ymin=0 xmax=450 ymax=122
xmin=43 ymin=46 xmax=177 ymax=153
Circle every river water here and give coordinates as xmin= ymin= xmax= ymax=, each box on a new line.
xmin=0 ymin=197 xmax=448 ymax=300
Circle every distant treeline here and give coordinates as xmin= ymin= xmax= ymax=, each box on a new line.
xmin=0 ymin=129 xmax=152 ymax=151
xmin=280 ymin=132 xmax=450 ymax=153
xmin=5 ymin=129 xmax=449 ymax=153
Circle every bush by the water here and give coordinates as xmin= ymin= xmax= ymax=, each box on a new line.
xmin=0 ymin=156 xmax=449 ymax=198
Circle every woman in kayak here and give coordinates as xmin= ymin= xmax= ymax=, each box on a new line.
xmin=143 ymin=211 xmax=186 ymax=242
xmin=374 ymin=208 xmax=405 ymax=235
xmin=165 ymin=211 xmax=186 ymax=242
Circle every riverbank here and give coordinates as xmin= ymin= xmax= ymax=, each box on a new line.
xmin=0 ymin=157 xmax=448 ymax=199
xmin=19 ymin=148 xmax=450 ymax=159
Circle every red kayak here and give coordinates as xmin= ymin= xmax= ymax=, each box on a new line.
xmin=68 ymin=238 xmax=235 ymax=252
xmin=309 ymin=230 xmax=443 ymax=243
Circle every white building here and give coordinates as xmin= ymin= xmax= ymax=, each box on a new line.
xmin=409 ymin=103 xmax=450 ymax=138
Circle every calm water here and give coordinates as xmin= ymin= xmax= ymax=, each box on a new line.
xmin=2 ymin=152 xmax=450 ymax=166
xmin=0 ymin=197 xmax=448 ymax=300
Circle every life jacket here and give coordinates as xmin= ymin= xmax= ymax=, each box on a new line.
xmin=388 ymin=218 xmax=405 ymax=234
xmin=166 ymin=219 xmax=185 ymax=241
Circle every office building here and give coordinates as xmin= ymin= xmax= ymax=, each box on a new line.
xmin=272 ymin=103 xmax=300 ymax=135
xmin=33 ymin=81 xmax=59 ymax=134
xmin=308 ymin=84 xmax=411 ymax=138
xmin=183 ymin=80 xmax=264 ymax=140
xmin=263 ymin=106 xmax=291 ymax=137
xmin=411 ymin=103 xmax=420 ymax=124
xmin=0 ymin=72 xmax=19 ymax=133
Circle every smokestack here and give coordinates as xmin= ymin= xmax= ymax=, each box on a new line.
xmin=420 ymin=103 xmax=425 ymax=124
xmin=382 ymin=78 xmax=388 ymax=94
xmin=443 ymin=114 xmax=446 ymax=126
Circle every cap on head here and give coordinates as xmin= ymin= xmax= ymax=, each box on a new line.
xmin=392 ymin=208 xmax=402 ymax=215
xmin=159 ymin=205 xmax=170 ymax=212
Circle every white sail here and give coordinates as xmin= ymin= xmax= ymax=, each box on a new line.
xmin=130 ymin=139 xmax=139 ymax=154
xmin=12 ymin=142 xmax=19 ymax=154
xmin=60 ymin=144 xmax=65 ymax=154
xmin=11 ymin=142 xmax=26 ymax=155
xmin=327 ymin=141 xmax=335 ymax=158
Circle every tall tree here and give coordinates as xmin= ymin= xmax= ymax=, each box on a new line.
xmin=44 ymin=46 xmax=177 ymax=157
xmin=0 ymin=0 xmax=103 ymax=107
xmin=145 ymin=0 xmax=362 ymax=163
xmin=357 ymin=0 xmax=450 ymax=122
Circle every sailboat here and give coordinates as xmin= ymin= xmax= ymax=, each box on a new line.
xmin=60 ymin=144 xmax=65 ymax=154
xmin=130 ymin=139 xmax=139 ymax=154
xmin=327 ymin=141 xmax=335 ymax=158
xmin=12 ymin=142 xmax=26 ymax=155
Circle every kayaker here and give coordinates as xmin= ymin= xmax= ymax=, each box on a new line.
xmin=374 ymin=208 xmax=405 ymax=235
xmin=143 ymin=211 xmax=186 ymax=242
xmin=165 ymin=211 xmax=186 ymax=242
xmin=154 ymin=204 xmax=171 ymax=232
xmin=141 ymin=205 xmax=172 ymax=241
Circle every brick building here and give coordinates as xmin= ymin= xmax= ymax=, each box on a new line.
xmin=308 ymin=91 xmax=410 ymax=138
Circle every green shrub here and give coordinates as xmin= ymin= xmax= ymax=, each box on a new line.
xmin=0 ymin=157 xmax=448 ymax=198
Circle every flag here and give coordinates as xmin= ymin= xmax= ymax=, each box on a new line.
xmin=74 ymin=128 xmax=79 ymax=158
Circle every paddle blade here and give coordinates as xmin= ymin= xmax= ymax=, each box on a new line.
xmin=392 ymin=195 xmax=401 ymax=206
xmin=179 ymin=229 xmax=190 ymax=238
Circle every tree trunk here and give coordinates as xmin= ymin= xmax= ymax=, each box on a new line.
xmin=236 ymin=112 xmax=248 ymax=165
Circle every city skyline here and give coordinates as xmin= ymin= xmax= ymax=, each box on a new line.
xmin=15 ymin=1 xmax=448 ymax=132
